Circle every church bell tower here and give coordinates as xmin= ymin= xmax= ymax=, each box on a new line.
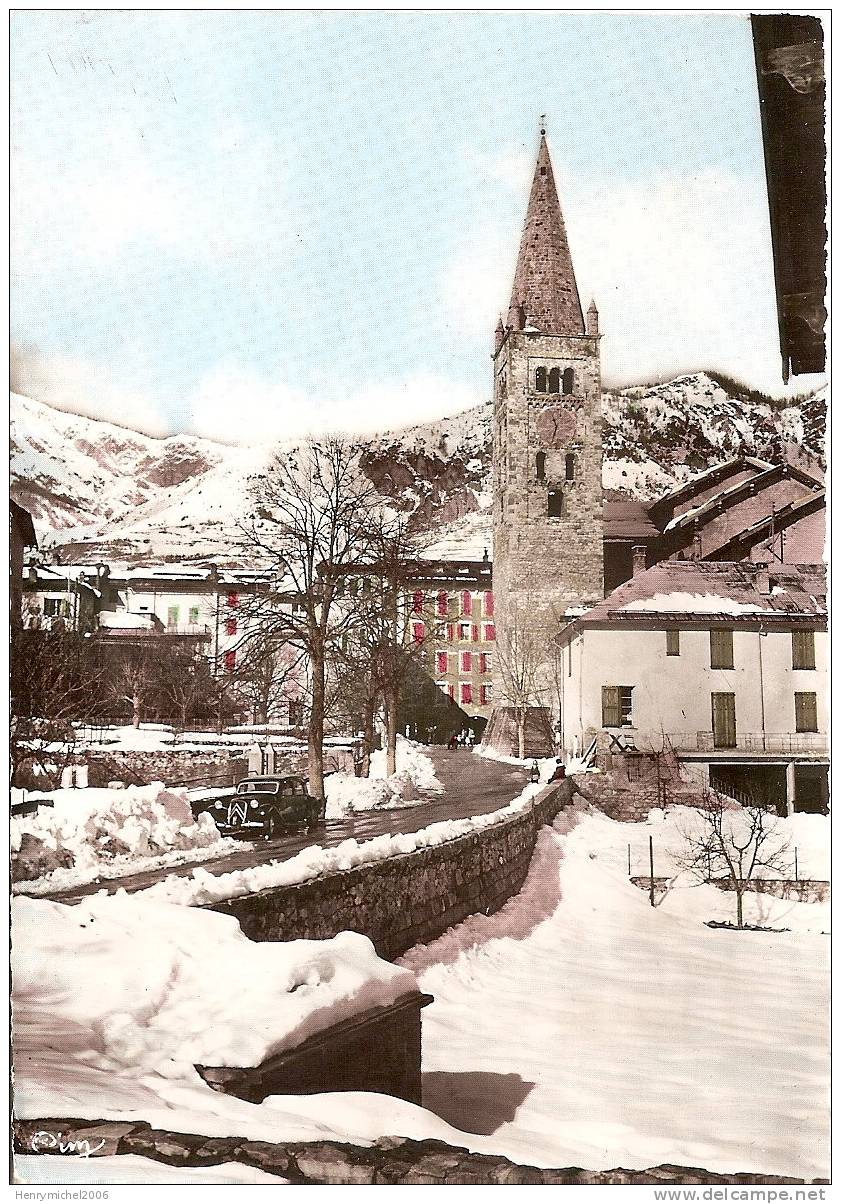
xmin=484 ymin=128 xmax=604 ymax=756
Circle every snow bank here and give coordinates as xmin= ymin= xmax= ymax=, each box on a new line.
xmin=13 ymin=895 xmax=418 ymax=1076
xmin=15 ymin=1155 xmax=289 ymax=1185
xmin=325 ymin=736 xmax=443 ymax=818
xmin=400 ymin=809 xmax=829 ymax=1180
xmin=138 ymin=781 xmax=544 ymax=907
xmin=12 ymin=784 xmax=243 ymax=896
xmin=475 ymin=747 xmax=596 ymax=782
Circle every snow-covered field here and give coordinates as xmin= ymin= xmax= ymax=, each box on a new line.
xmin=401 ymin=806 xmax=830 ymax=1180
xmin=13 ymin=803 xmax=828 ymax=1184
xmin=325 ymin=736 xmax=443 ymax=817
xmin=12 ymin=784 xmax=244 ymax=897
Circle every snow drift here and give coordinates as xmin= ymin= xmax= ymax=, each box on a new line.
xmin=325 ymin=736 xmax=443 ymax=818
xmin=11 ymin=783 xmax=242 ymax=895
xmin=13 ymin=895 xmax=418 ymax=1077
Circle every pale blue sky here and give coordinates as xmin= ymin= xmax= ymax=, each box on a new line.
xmin=11 ymin=11 xmax=823 ymax=443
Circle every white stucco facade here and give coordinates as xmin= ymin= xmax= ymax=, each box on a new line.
xmin=559 ymin=623 xmax=828 ymax=756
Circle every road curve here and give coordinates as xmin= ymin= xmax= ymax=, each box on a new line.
xmin=45 ymin=750 xmax=531 ymax=905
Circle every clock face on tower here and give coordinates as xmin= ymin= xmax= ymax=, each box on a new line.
xmin=535 ymin=405 xmax=577 ymax=448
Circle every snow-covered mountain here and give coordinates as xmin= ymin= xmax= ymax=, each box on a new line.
xmin=10 ymin=372 xmax=825 ymax=564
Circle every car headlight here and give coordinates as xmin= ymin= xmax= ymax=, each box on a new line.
xmin=250 ymin=800 xmax=258 ymax=810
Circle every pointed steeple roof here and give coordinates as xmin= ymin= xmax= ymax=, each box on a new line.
xmin=507 ymin=133 xmax=584 ymax=336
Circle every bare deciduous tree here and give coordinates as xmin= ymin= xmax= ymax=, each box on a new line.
xmin=238 ymin=437 xmax=381 ymax=801
xmin=494 ymin=600 xmax=548 ymax=760
xmin=230 ymin=631 xmax=305 ymax=728
xmin=10 ymin=629 xmax=108 ymax=787
xmin=341 ymin=514 xmax=437 ymax=777
xmin=108 ymin=645 xmax=162 ymax=729
xmin=678 ymin=792 xmax=792 ymax=929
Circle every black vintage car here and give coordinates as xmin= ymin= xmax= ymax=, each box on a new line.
xmin=204 ymin=775 xmax=326 ymax=840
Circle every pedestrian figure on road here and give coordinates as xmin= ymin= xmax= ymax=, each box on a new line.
xmin=549 ymin=758 xmax=566 ymax=783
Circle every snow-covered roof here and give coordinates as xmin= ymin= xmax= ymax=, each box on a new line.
xmin=558 ymin=560 xmax=826 ymax=638
xmin=662 ymin=464 xmax=822 ymax=533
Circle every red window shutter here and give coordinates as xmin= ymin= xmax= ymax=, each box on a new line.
xmin=224 ymin=650 xmax=236 ymax=671
xmin=462 ymin=590 xmax=472 ymax=615
xmin=225 ymin=617 xmax=237 ymax=636
xmin=447 ymin=684 xmax=455 ymax=700
xmin=472 ymin=624 xmax=479 ymax=642
xmin=480 ymin=685 xmax=488 ymax=706
xmin=412 ymin=590 xmax=424 ymax=614
xmin=437 ymin=651 xmax=448 ymax=674
xmin=227 ymin=592 xmax=239 ymax=609
xmin=485 ymin=591 xmax=494 ymax=617
xmin=461 ymin=683 xmax=472 ymax=705
xmin=480 ymin=652 xmax=488 ymax=674
xmin=437 ymin=591 xmax=448 ymax=617
xmin=413 ymin=621 xmax=425 ymax=644
xmin=447 ymin=623 xmax=455 ymax=642
xmin=462 ymin=651 xmax=472 ymax=672
xmin=486 ymin=623 xmax=496 ymax=641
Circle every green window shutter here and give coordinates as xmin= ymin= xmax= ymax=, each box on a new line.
xmin=666 ymin=630 xmax=680 ymax=656
xmin=710 ymin=628 xmax=734 ymax=669
xmin=794 ymin=692 xmax=818 ymax=733
xmin=711 ymin=692 xmax=737 ymax=748
xmin=792 ymin=630 xmax=816 ymax=670
xmin=602 ymin=686 xmax=621 ymax=728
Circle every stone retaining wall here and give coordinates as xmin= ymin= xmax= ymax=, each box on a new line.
xmin=712 ymin=877 xmax=829 ymax=904
xmin=12 ymin=1120 xmax=821 ymax=1186
xmin=83 ymin=748 xmax=251 ymax=789
xmin=205 ymin=780 xmax=575 ymax=961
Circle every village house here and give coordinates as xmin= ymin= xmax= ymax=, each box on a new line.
xmin=556 ymin=559 xmax=828 ymax=814
xmin=20 ymin=562 xmax=109 ymax=634
xmin=18 ymin=560 xmax=307 ymax=726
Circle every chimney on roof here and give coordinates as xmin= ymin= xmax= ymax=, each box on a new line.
xmin=482 ymin=547 xmax=489 ymax=563
xmin=632 ymin=545 xmax=647 ymax=577
xmin=754 ymin=561 xmax=771 ymax=595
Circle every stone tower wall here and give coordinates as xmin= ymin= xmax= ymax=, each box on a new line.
xmin=492 ymin=328 xmax=604 ymax=695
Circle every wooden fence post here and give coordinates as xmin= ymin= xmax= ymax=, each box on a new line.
xmin=649 ymin=835 xmax=655 ymax=907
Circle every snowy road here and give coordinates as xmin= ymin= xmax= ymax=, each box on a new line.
xmin=46 ymin=750 xmax=530 ymax=905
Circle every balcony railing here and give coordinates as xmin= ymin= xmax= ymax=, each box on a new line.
xmin=667 ymin=731 xmax=828 ymax=755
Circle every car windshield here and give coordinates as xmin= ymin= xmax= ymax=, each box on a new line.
xmin=237 ymin=781 xmax=280 ymax=795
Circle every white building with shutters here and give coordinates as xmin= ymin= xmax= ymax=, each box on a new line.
xmin=556 ymin=559 xmax=828 ymax=814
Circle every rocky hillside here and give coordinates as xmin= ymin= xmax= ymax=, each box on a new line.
xmin=602 ymin=373 xmax=826 ymax=498
xmin=10 ymin=372 xmax=824 ymax=564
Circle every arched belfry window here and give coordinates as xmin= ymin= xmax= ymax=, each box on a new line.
xmin=535 ymin=366 xmax=547 ymax=393
xmin=562 ymin=368 xmax=574 ymax=394
xmin=547 ymin=367 xmax=561 ymax=394
xmin=548 ymin=489 xmax=564 ymax=518
xmin=565 ymin=453 xmax=575 ymax=482
xmin=536 ymin=451 xmax=546 ymax=482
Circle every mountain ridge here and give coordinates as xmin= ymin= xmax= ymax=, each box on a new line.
xmin=10 ymin=373 xmax=825 ymax=565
